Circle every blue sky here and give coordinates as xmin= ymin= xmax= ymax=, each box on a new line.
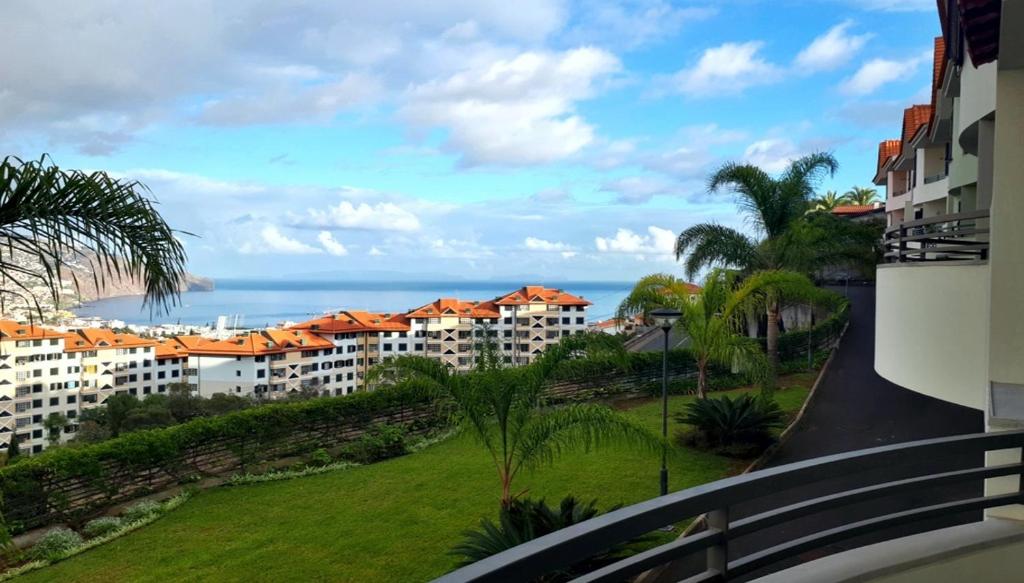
xmin=2 ymin=0 xmax=939 ymax=281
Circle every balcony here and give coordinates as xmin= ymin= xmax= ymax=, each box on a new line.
xmin=883 ymin=210 xmax=989 ymax=263
xmin=436 ymin=430 xmax=1024 ymax=583
xmin=911 ymin=175 xmax=949 ymax=205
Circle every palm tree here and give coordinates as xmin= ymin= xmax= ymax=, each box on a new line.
xmin=727 ymin=270 xmax=824 ymax=392
xmin=614 ymin=273 xmax=697 ymax=323
xmin=0 ymin=155 xmax=188 ymax=316
xmin=383 ymin=337 xmax=662 ymax=507
xmin=674 ymin=153 xmax=838 ymax=389
xmin=618 ymin=271 xmax=766 ymax=399
xmin=844 ymin=186 xmax=879 ymax=206
xmin=809 ymin=190 xmax=848 ymax=212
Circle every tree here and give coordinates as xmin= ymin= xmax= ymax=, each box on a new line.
xmin=383 ymin=337 xmax=662 ymax=507
xmin=809 ymin=190 xmax=848 ymax=212
xmin=103 ymin=393 xmax=142 ymax=437
xmin=6 ymin=432 xmax=20 ymax=462
xmin=614 ymin=273 xmax=697 ymax=322
xmin=617 ymin=271 xmax=767 ymax=399
xmin=675 ymin=153 xmax=839 ymax=389
xmin=43 ymin=412 xmax=68 ymax=446
xmin=167 ymin=383 xmax=203 ymax=422
xmin=0 ymin=155 xmax=188 ymax=317
xmin=844 ymin=186 xmax=879 ymax=206
xmin=727 ymin=270 xmax=824 ymax=392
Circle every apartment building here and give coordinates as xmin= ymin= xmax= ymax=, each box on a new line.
xmin=404 ymin=299 xmax=499 ymax=370
xmin=873 ymin=0 xmax=1023 ymax=519
xmin=493 ymin=286 xmax=591 ymax=366
xmin=290 ymin=310 xmax=412 ymax=389
xmin=183 ymin=329 xmax=338 ymax=400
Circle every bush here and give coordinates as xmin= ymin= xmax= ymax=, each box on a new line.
xmin=451 ymin=496 xmax=636 ymax=573
xmin=676 ymin=393 xmax=784 ymax=450
xmin=28 ymin=527 xmax=83 ymax=561
xmin=307 ymin=448 xmax=332 ymax=467
xmin=121 ymin=499 xmax=161 ymax=523
xmin=81 ymin=516 xmax=123 ymax=539
xmin=339 ymin=424 xmax=408 ymax=464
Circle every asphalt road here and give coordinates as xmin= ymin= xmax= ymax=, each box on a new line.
xmin=628 ymin=327 xmax=690 ymax=352
xmin=654 ymin=284 xmax=984 ymax=581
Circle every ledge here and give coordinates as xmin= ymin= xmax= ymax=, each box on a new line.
xmin=756 ymin=518 xmax=1024 ymax=583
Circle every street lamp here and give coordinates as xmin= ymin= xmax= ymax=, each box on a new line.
xmin=650 ymin=307 xmax=682 ymax=497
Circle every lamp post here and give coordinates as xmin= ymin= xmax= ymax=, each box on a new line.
xmin=650 ymin=307 xmax=682 ymax=497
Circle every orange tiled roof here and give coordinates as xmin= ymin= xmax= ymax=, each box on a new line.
xmin=188 ymin=329 xmax=334 ymax=356
xmin=877 ymin=139 xmax=901 ymax=174
xmin=154 ymin=337 xmax=193 ymax=359
xmin=64 ymin=328 xmax=156 ymax=352
xmin=901 ymin=104 xmax=933 ymax=145
xmin=493 ymin=286 xmax=592 ymax=307
xmin=0 ymin=320 xmax=68 ymax=341
xmin=291 ymin=310 xmax=412 ymax=333
xmin=405 ymin=298 xmax=500 ymax=319
xmin=832 ymin=205 xmax=882 ymax=215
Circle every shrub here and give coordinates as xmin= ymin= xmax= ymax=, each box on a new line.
xmin=676 ymin=393 xmax=784 ymax=449
xmin=81 ymin=516 xmax=123 ymax=539
xmin=120 ymin=499 xmax=161 ymax=523
xmin=451 ymin=496 xmax=637 ymax=573
xmin=339 ymin=424 xmax=407 ymax=464
xmin=307 ymin=448 xmax=332 ymax=468
xmin=28 ymin=527 xmax=83 ymax=561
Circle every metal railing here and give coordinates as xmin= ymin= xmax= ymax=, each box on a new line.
xmin=435 ymin=429 xmax=1024 ymax=583
xmin=883 ymin=209 xmax=989 ymax=262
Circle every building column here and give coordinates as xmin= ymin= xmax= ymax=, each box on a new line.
xmin=985 ymin=3 xmax=1024 ymax=519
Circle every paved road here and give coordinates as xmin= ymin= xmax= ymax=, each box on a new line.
xmin=627 ymin=327 xmax=690 ymax=352
xmin=656 ymin=284 xmax=983 ymax=581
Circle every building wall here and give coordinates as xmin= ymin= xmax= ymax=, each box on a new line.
xmin=875 ymin=263 xmax=989 ymax=410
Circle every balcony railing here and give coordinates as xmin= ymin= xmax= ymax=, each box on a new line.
xmin=923 ymin=172 xmax=948 ymax=184
xmin=435 ymin=429 xmax=1024 ymax=583
xmin=883 ymin=209 xmax=989 ymax=262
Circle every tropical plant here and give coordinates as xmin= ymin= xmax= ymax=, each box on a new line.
xmin=6 ymin=431 xmax=20 ymax=462
xmin=28 ymin=527 xmax=83 ymax=561
xmin=675 ymin=153 xmax=845 ymax=389
xmin=339 ymin=424 xmax=407 ymax=464
xmin=382 ymin=337 xmax=662 ymax=507
xmin=618 ymin=270 xmax=767 ymax=399
xmin=844 ymin=185 xmax=879 ymax=206
xmin=451 ymin=496 xmax=619 ymax=570
xmin=676 ymin=393 xmax=784 ymax=447
xmin=809 ymin=190 xmax=848 ymax=212
xmin=0 ymin=155 xmax=188 ymax=317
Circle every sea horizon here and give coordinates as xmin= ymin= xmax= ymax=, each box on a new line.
xmin=73 ymin=278 xmax=635 ymax=327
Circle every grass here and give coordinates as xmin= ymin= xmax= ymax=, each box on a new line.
xmin=19 ymin=374 xmax=814 ymax=583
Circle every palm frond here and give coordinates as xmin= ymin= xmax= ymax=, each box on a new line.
xmin=0 ymin=155 xmax=189 ymax=316
xmin=675 ymin=224 xmax=759 ymax=280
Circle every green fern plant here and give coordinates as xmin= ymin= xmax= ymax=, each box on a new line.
xmin=676 ymin=393 xmax=784 ymax=447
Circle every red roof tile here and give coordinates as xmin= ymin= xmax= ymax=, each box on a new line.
xmin=405 ymin=298 xmax=500 ymax=319
xmin=493 ymin=286 xmax=592 ymax=307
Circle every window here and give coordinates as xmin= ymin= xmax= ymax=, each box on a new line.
xmin=236 ymin=356 xmax=242 ymax=361
xmin=398 ymin=343 xmax=407 ymax=352
xmin=504 ymin=317 xmax=512 ymax=324
xmin=576 ymin=317 xmax=584 ymax=325
xmin=255 ymin=355 xmax=266 ymax=363
xmin=158 ymin=371 xmax=166 ymax=379
xmin=257 ymin=369 xmax=265 ymax=378
xmin=49 ymin=397 xmax=58 ymax=407
xmin=414 ymin=343 xmax=423 ymax=351
xmin=382 ymin=344 xmax=392 ymax=352
xmin=504 ymin=343 xmax=513 ymax=351
xmin=67 ymin=395 xmax=76 ymax=404
xmin=171 ymin=370 xmax=179 ymax=377
xmin=143 ymin=372 xmax=151 ymax=380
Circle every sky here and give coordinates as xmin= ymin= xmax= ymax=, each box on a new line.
xmin=1 ymin=0 xmax=940 ymax=282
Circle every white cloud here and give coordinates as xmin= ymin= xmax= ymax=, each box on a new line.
xmin=297 ymin=201 xmax=421 ymax=232
xmin=523 ymin=237 xmax=573 ymax=252
xmin=743 ymin=139 xmax=800 ymax=173
xmin=122 ymin=169 xmax=266 ymax=196
xmin=401 ymin=47 xmax=621 ymax=166
xmin=241 ymin=225 xmax=322 ymax=255
xmin=428 ymin=238 xmax=493 ymax=259
xmin=840 ymin=51 xmax=930 ymax=95
xmin=595 ymin=226 xmax=676 ymax=258
xmin=317 ymin=231 xmax=349 ymax=256
xmin=795 ymin=21 xmax=872 ymax=72
xmin=600 ymin=176 xmax=678 ymax=204
xmin=368 ymin=246 xmax=385 ymax=256
xmin=670 ymin=41 xmax=782 ymax=97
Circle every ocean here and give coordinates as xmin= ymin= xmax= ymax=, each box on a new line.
xmin=73 ymin=279 xmax=634 ymax=327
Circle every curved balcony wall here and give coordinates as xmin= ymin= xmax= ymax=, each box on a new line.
xmin=875 ymin=262 xmax=989 ymax=410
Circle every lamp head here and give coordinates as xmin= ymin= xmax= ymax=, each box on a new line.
xmin=649 ymin=308 xmax=682 ymax=330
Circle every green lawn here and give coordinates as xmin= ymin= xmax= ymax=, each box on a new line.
xmin=20 ymin=377 xmax=812 ymax=583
